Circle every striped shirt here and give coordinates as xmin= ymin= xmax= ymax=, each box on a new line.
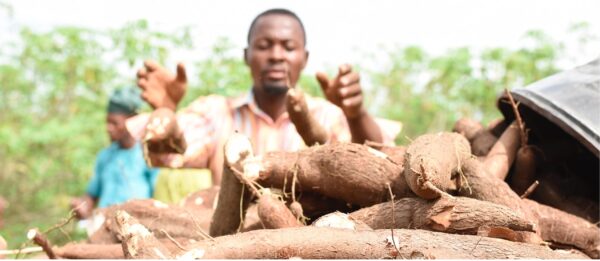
xmin=127 ymin=91 xmax=402 ymax=168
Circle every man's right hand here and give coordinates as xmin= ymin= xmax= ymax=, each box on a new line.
xmin=137 ymin=60 xmax=188 ymax=110
xmin=70 ymin=196 xmax=94 ymax=219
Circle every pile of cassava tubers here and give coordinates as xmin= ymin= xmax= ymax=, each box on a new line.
xmin=37 ymin=126 xmax=597 ymax=258
xmin=27 ymin=90 xmax=599 ymax=259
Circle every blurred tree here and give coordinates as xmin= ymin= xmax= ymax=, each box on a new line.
xmin=365 ymin=28 xmax=589 ymax=144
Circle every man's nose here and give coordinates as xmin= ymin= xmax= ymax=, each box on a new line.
xmin=269 ymin=45 xmax=286 ymax=62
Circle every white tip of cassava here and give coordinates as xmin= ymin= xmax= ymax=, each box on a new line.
xmin=384 ymin=235 xmax=401 ymax=249
xmin=367 ymin=147 xmax=388 ymax=159
xmin=152 ymin=200 xmax=169 ymax=209
xmin=243 ymin=156 xmax=263 ymax=180
xmin=312 ymin=212 xmax=356 ymax=230
xmin=224 ymin=133 xmax=254 ymax=168
xmin=128 ymin=223 xmax=152 ymax=237
xmin=260 ymin=188 xmax=272 ymax=196
xmin=194 ymin=197 xmax=204 ymax=205
xmin=152 ymin=248 xmax=167 ymax=259
xmin=26 ymin=229 xmax=37 ymax=240
xmin=88 ymin=212 xmax=106 ymax=236
xmin=177 ymin=248 xmax=205 ymax=259
xmin=115 ymin=210 xmax=151 ymax=237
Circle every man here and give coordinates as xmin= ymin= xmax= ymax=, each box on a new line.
xmin=71 ymin=88 xmax=159 ymax=219
xmin=128 ymin=8 xmax=401 ymax=184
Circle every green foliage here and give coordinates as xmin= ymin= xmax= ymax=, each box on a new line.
xmin=185 ymin=37 xmax=250 ymax=103
xmin=0 ymin=20 xmax=193 ymax=250
xmin=366 ymin=29 xmax=577 ymax=143
xmin=0 ymin=13 xmax=596 ymax=252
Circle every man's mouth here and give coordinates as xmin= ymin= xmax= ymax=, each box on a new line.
xmin=264 ymin=69 xmax=287 ymax=80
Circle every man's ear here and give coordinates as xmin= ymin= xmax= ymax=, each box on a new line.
xmin=243 ymin=48 xmax=249 ymax=66
xmin=302 ymin=50 xmax=309 ymax=69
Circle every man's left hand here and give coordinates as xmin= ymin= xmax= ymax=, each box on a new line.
xmin=316 ymin=64 xmax=364 ymax=119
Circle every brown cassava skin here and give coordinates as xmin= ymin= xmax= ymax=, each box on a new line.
xmin=378 ymin=145 xmax=406 ymax=166
xmin=510 ymin=146 xmax=538 ymax=195
xmin=288 ymin=201 xmax=304 ymax=221
xmin=526 ymin=199 xmax=600 ymax=258
xmin=286 ymin=88 xmax=328 ymax=146
xmin=237 ymin=204 xmax=264 ymax=232
xmin=476 ymin=226 xmax=544 ymax=244
xmin=240 ymin=220 xmax=265 ymax=232
xmin=460 ymin=158 xmax=600 ymax=258
xmin=563 ymin=196 xmax=599 ymax=223
xmin=209 ymin=164 xmax=251 ymax=237
xmin=29 ymin=229 xmax=57 ymax=259
xmin=54 ymin=244 xmax=124 ymax=259
xmin=484 ymin=121 xmax=521 ymax=180
xmin=452 ymin=118 xmax=498 ymax=156
xmin=258 ymin=143 xmax=411 ymax=207
xmin=471 ymin=130 xmax=498 ymax=156
xmin=59 ymin=228 xmax=588 ymax=259
xmin=533 ymin=177 xmax=600 ymax=222
xmin=180 ymin=186 xmax=220 ymax=211
xmin=257 ymin=194 xmax=303 ymax=229
xmin=88 ymin=199 xmax=213 ymax=244
xmin=172 ymin=227 xmax=588 ymax=259
xmin=452 ymin=118 xmax=497 ymax=157
xmin=403 ymin=132 xmax=471 ymax=199
xmin=487 ymin=118 xmax=510 ymax=137
xmin=114 ymin=210 xmax=174 ymax=259
xmin=453 ymin=117 xmax=484 ymax=141
xmin=54 ymin=238 xmax=198 ymax=259
xmin=349 ymin=196 xmax=534 ymax=235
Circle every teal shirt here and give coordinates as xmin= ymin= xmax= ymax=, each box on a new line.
xmin=86 ymin=142 xmax=159 ymax=208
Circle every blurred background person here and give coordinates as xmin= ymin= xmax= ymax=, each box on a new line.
xmin=70 ymin=87 xmax=159 ymax=219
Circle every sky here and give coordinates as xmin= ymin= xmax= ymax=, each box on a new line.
xmin=1 ymin=0 xmax=599 ymax=74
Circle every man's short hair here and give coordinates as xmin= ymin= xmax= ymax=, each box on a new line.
xmin=247 ymin=8 xmax=306 ymax=46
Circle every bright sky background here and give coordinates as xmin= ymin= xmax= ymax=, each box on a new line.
xmin=1 ymin=0 xmax=599 ymax=74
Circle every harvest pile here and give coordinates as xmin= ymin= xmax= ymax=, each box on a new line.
xmin=8 ymin=90 xmax=599 ymax=259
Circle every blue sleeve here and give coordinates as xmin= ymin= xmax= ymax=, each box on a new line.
xmin=86 ymin=151 xmax=104 ymax=198
xmin=146 ymin=167 xmax=160 ymax=197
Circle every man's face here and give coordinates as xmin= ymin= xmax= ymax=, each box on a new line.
xmin=106 ymin=113 xmax=129 ymax=142
xmin=245 ymin=14 xmax=308 ymax=95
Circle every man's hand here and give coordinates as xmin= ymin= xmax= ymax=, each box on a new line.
xmin=137 ymin=60 xmax=188 ymax=110
xmin=316 ymin=64 xmax=365 ymax=119
xmin=70 ymin=196 xmax=94 ymax=219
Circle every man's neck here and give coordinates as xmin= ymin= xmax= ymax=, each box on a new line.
xmin=118 ymin=135 xmax=136 ymax=149
xmin=253 ymin=88 xmax=288 ymax=121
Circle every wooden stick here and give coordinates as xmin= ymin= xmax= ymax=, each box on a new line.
xmin=0 ymin=247 xmax=43 ymax=255
xmin=27 ymin=229 xmax=56 ymax=259
xmin=520 ymin=180 xmax=539 ymax=199
xmin=505 ymin=89 xmax=528 ymax=146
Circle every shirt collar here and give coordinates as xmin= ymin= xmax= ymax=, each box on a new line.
xmin=230 ymin=88 xmax=316 ymax=109
xmin=230 ymin=90 xmax=254 ymax=109
xmin=230 ymin=89 xmax=276 ymax=124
